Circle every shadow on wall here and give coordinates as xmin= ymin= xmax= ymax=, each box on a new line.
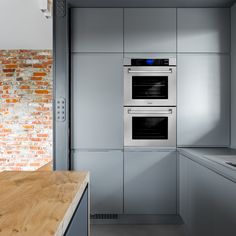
xmin=0 ymin=50 xmax=53 ymax=171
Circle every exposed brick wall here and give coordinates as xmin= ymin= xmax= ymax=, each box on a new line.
xmin=0 ymin=50 xmax=53 ymax=171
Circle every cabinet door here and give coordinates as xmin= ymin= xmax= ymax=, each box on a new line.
xmin=124 ymin=151 xmax=177 ymax=214
xmin=212 ymin=171 xmax=236 ymax=236
xmin=73 ymin=150 xmax=123 ymax=214
xmin=71 ymin=53 xmax=123 ymax=149
xmin=179 ymin=154 xmax=189 ymax=224
xmin=124 ymin=8 xmax=176 ymax=53
xmin=179 ymin=154 xmax=236 ymax=236
xmin=177 ymin=54 xmax=230 ymax=146
xmin=177 ymin=8 xmax=230 ymax=53
xmin=71 ymin=8 xmax=123 ymax=52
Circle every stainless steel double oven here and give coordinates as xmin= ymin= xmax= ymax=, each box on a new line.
xmin=124 ymin=58 xmax=177 ymax=147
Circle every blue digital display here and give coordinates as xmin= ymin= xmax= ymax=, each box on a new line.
xmin=146 ymin=59 xmax=155 ymax=65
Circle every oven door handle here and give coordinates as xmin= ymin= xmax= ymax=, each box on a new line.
xmin=128 ymin=69 xmax=172 ymax=74
xmin=128 ymin=109 xmax=173 ymax=115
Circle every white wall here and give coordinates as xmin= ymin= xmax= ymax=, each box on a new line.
xmin=0 ymin=0 xmax=52 ymax=49
xmin=231 ymin=3 xmax=236 ymax=148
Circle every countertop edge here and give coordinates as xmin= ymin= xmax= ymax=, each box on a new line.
xmin=177 ymin=148 xmax=236 ymax=183
xmin=54 ymin=172 xmax=89 ymax=236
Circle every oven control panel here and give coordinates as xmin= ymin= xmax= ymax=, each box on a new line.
xmin=131 ymin=59 xmax=169 ymax=66
xmin=124 ymin=58 xmax=176 ymax=67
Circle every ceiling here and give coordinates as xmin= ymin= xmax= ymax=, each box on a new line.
xmin=73 ymin=0 xmax=236 ymax=8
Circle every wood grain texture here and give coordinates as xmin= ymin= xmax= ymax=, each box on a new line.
xmin=0 ymin=171 xmax=89 ymax=236
xmin=37 ymin=161 xmax=53 ymax=171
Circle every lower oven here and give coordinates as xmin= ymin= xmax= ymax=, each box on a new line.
xmin=124 ymin=107 xmax=176 ymax=147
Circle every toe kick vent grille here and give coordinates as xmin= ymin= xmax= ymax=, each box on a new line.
xmin=90 ymin=214 xmax=119 ymax=220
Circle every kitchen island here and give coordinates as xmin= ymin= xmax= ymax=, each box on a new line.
xmin=178 ymin=148 xmax=236 ymax=236
xmin=0 ymin=171 xmax=89 ymax=236
xmin=178 ymin=148 xmax=236 ymax=182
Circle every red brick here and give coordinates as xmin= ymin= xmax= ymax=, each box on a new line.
xmin=33 ymin=56 xmax=46 ymax=60
xmin=20 ymin=85 xmax=30 ymax=89
xmin=6 ymin=99 xmax=18 ymax=103
xmin=30 ymin=146 xmax=40 ymax=150
xmin=5 ymin=64 xmax=17 ymax=69
xmin=1 ymin=60 xmax=12 ymax=64
xmin=33 ymin=64 xmax=44 ymax=68
xmin=23 ymin=125 xmax=34 ymax=129
xmin=31 ymin=138 xmax=41 ymax=142
xmin=36 ymin=107 xmax=49 ymax=111
xmin=2 ymin=128 xmax=11 ymax=132
xmin=33 ymin=72 xmax=47 ymax=76
xmin=6 ymin=73 xmax=14 ymax=77
xmin=3 ymin=85 xmax=11 ymax=90
xmin=19 ymin=64 xmax=32 ymax=68
xmin=3 ymin=69 xmax=15 ymax=73
xmin=35 ymin=90 xmax=49 ymax=94
xmin=35 ymin=82 xmax=49 ymax=86
xmin=2 ymin=95 xmax=10 ymax=98
xmin=37 ymin=134 xmax=48 ymax=137
xmin=31 ymin=76 xmax=42 ymax=81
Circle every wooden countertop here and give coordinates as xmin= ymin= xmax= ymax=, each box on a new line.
xmin=0 ymin=171 xmax=89 ymax=236
xmin=37 ymin=161 xmax=53 ymax=171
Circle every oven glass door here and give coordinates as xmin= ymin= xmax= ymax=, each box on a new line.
xmin=132 ymin=116 xmax=168 ymax=140
xmin=124 ymin=66 xmax=176 ymax=106
xmin=132 ymin=76 xmax=168 ymax=100
xmin=124 ymin=107 xmax=176 ymax=147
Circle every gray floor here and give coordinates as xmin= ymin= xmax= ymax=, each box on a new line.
xmin=91 ymin=225 xmax=186 ymax=236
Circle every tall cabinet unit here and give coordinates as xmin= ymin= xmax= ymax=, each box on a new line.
xmin=177 ymin=54 xmax=230 ymax=146
xmin=177 ymin=8 xmax=230 ymax=147
xmin=71 ymin=53 xmax=123 ymax=150
xmin=124 ymin=8 xmax=177 ymax=53
xmin=123 ymin=8 xmax=178 ymax=216
xmin=71 ymin=8 xmax=124 ymax=214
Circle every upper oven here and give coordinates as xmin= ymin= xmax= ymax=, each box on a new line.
xmin=124 ymin=58 xmax=176 ymax=106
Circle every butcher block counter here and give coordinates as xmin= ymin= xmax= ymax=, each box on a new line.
xmin=0 ymin=171 xmax=89 ymax=236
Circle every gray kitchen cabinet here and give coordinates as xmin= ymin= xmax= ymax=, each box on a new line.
xmin=179 ymin=155 xmax=189 ymax=225
xmin=177 ymin=54 xmax=230 ymax=147
xmin=179 ymin=154 xmax=215 ymax=235
xmin=71 ymin=8 xmax=123 ymax=52
xmin=73 ymin=150 xmax=123 ymax=214
xmin=124 ymin=8 xmax=176 ymax=53
xmin=213 ymin=175 xmax=236 ymax=236
xmin=179 ymin=155 xmax=214 ymax=235
xmin=177 ymin=8 xmax=230 ymax=53
xmin=179 ymin=154 xmax=236 ymax=236
xmin=65 ymin=187 xmax=88 ymax=236
xmin=71 ymin=53 xmax=123 ymax=149
xmin=124 ymin=150 xmax=177 ymax=214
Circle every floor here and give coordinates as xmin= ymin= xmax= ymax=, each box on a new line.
xmin=91 ymin=225 xmax=186 ymax=236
